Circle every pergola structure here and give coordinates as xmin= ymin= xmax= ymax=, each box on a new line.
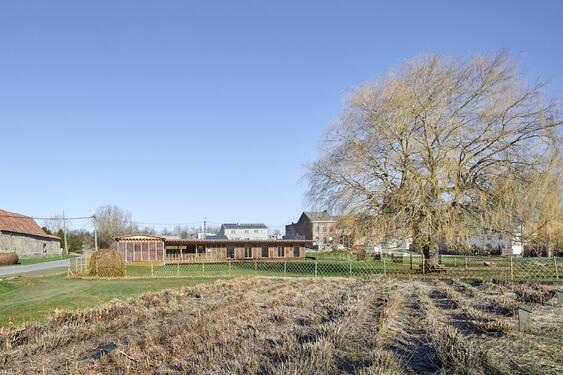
xmin=114 ymin=235 xmax=311 ymax=264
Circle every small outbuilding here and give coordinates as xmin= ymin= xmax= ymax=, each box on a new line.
xmin=0 ymin=209 xmax=61 ymax=257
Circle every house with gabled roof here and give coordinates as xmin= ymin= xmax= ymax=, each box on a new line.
xmin=285 ymin=211 xmax=338 ymax=250
xmin=217 ymin=223 xmax=269 ymax=240
xmin=0 ymin=209 xmax=61 ymax=257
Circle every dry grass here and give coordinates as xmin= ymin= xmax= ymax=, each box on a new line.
xmin=0 ymin=276 xmax=560 ymax=374
xmin=512 ymin=284 xmax=556 ymax=304
xmin=434 ymin=280 xmax=513 ymax=334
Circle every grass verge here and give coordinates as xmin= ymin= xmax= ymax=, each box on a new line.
xmin=0 ymin=274 xmax=220 ymax=328
xmin=14 ymin=254 xmax=77 ymax=266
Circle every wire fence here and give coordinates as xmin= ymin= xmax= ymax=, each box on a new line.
xmin=68 ymin=254 xmax=562 ymax=281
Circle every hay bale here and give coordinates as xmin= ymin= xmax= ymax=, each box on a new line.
xmin=88 ymin=249 xmax=125 ymax=277
xmin=0 ymin=252 xmax=18 ymax=265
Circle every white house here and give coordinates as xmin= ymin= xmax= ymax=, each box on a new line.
xmin=467 ymin=232 xmax=523 ymax=255
xmin=218 ymin=223 xmax=268 ymax=240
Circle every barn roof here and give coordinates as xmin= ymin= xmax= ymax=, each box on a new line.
xmin=0 ymin=209 xmax=61 ymax=240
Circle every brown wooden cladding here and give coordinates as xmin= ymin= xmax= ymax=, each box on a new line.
xmin=116 ymin=241 xmax=164 ymax=262
xmin=114 ymin=236 xmax=309 ymax=263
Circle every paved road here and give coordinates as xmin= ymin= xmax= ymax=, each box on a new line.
xmin=0 ymin=259 xmax=70 ymax=277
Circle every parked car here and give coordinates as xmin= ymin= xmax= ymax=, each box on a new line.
xmin=365 ymin=246 xmax=382 ymax=254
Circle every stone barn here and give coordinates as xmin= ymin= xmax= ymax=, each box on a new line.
xmin=0 ymin=209 xmax=61 ymax=257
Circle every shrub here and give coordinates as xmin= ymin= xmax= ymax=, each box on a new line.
xmin=88 ymin=249 xmax=125 ymax=277
xmin=0 ymin=252 xmax=18 ymax=265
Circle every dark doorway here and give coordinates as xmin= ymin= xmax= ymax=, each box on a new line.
xmin=227 ymin=246 xmax=235 ymax=258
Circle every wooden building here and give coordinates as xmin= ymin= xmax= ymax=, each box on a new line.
xmin=115 ymin=234 xmax=309 ymax=264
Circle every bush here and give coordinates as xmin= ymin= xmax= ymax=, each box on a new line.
xmin=88 ymin=249 xmax=125 ymax=277
xmin=0 ymin=252 xmax=18 ymax=265
xmin=356 ymin=249 xmax=366 ymax=261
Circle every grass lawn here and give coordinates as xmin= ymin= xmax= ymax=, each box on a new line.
xmin=12 ymin=254 xmax=78 ymax=266
xmin=0 ymin=274 xmax=221 ymax=328
xmin=119 ymin=256 xmax=561 ymax=281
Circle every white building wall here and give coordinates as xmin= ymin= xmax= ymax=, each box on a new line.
xmin=224 ymin=228 xmax=268 ymax=240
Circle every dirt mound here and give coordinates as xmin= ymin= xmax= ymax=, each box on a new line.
xmin=0 ymin=252 xmax=18 ymax=266
xmin=88 ymin=249 xmax=125 ymax=277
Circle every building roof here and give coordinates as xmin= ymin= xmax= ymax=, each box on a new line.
xmin=221 ymin=223 xmax=268 ymax=229
xmin=114 ymin=234 xmax=166 ymax=241
xmin=113 ymin=234 xmax=311 ymax=245
xmin=303 ymin=211 xmax=336 ymax=222
xmin=164 ymin=238 xmax=312 ymax=246
xmin=0 ymin=209 xmax=61 ymax=240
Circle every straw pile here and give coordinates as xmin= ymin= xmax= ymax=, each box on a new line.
xmin=88 ymin=249 xmax=125 ymax=277
xmin=0 ymin=252 xmax=18 ymax=266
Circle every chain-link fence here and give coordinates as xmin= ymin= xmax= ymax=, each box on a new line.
xmin=68 ymin=254 xmax=562 ymax=281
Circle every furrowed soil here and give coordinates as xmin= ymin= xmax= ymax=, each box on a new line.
xmin=0 ymin=277 xmax=561 ymax=374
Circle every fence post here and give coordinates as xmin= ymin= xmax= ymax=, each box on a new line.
xmin=383 ymin=254 xmax=386 ymax=276
xmin=510 ymin=257 xmax=514 ymax=281
xmin=96 ymin=259 xmax=99 ymax=276
xmin=150 ymin=260 xmax=154 ymax=277
xmin=554 ymin=257 xmax=558 ymax=280
xmin=284 ymin=261 xmax=287 ymax=276
xmin=229 ymin=260 xmax=232 ymax=277
xmin=254 ymin=260 xmax=257 ymax=275
xmin=349 ymin=260 xmax=352 ymax=278
xmin=202 ymin=261 xmax=205 ymax=276
xmin=177 ymin=262 xmax=180 ymax=277
xmin=422 ymin=256 xmax=425 ymax=275
xmin=464 ymin=257 xmax=468 ymax=278
xmin=409 ymin=252 xmax=413 ymax=270
xmin=315 ymin=261 xmax=318 ymax=277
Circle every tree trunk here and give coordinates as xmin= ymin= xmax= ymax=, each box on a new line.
xmin=422 ymin=242 xmax=440 ymax=271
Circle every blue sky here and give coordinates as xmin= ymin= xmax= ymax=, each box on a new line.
xmin=1 ymin=1 xmax=562 ymax=232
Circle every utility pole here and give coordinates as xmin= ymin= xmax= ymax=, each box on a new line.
xmin=93 ymin=216 xmax=98 ymax=252
xmin=62 ymin=210 xmax=68 ymax=255
xmin=203 ymin=218 xmax=207 ymax=240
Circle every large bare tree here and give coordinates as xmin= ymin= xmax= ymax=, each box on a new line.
xmin=93 ymin=205 xmax=135 ymax=248
xmin=308 ymin=52 xmax=561 ymax=265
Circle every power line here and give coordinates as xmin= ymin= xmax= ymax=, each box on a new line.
xmin=0 ymin=214 xmax=94 ymax=220
xmin=132 ymin=221 xmax=204 ymax=226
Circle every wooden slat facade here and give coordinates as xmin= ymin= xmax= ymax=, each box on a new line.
xmin=114 ymin=235 xmax=309 ymax=264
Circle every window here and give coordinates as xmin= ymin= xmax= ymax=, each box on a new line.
xmin=254 ymin=229 xmax=259 ymax=233
xmin=245 ymin=247 xmax=252 ymax=258
xmin=277 ymin=246 xmax=284 ymax=257
xmin=322 ymin=226 xmax=326 ymax=233
xmin=231 ymin=230 xmax=235 ymax=234
xmin=245 ymin=229 xmax=249 ymax=234
xmin=293 ymin=246 xmax=300 ymax=257
xmin=227 ymin=246 xmax=235 ymax=258
xmin=261 ymin=247 xmax=269 ymax=257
